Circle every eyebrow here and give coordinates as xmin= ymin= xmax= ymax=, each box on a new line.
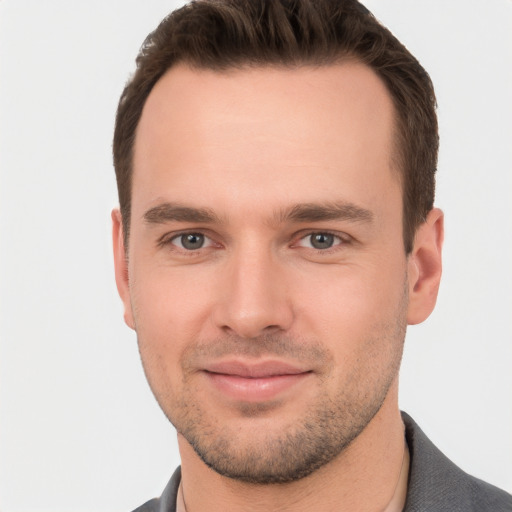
xmin=142 ymin=200 xmax=374 ymax=226
xmin=275 ymin=201 xmax=374 ymax=224
xmin=143 ymin=202 xmax=221 ymax=224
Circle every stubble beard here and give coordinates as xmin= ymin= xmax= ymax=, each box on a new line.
xmin=140 ymin=287 xmax=408 ymax=485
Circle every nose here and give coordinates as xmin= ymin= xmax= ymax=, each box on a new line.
xmin=212 ymin=245 xmax=294 ymax=339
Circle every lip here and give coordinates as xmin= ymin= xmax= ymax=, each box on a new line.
xmin=202 ymin=360 xmax=312 ymax=402
xmin=204 ymin=360 xmax=309 ymax=378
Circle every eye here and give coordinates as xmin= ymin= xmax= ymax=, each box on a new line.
xmin=171 ymin=232 xmax=211 ymax=250
xmin=298 ymin=232 xmax=343 ymax=250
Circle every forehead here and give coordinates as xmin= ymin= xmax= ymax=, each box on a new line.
xmin=132 ymin=62 xmax=399 ymax=222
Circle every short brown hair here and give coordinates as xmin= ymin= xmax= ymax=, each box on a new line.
xmin=113 ymin=0 xmax=438 ymax=253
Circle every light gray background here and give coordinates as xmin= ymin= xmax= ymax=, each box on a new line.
xmin=1 ymin=1 xmax=511 ymax=511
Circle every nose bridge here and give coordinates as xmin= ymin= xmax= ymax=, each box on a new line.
xmin=215 ymin=237 xmax=292 ymax=338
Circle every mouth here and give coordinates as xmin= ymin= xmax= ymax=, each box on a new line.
xmin=202 ymin=360 xmax=312 ymax=402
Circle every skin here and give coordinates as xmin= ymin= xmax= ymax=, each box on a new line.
xmin=113 ymin=62 xmax=443 ymax=511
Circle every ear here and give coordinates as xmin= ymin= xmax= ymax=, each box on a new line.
xmin=112 ymin=208 xmax=135 ymax=330
xmin=407 ymin=208 xmax=444 ymax=325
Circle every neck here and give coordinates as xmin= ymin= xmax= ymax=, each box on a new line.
xmin=178 ymin=384 xmax=406 ymax=512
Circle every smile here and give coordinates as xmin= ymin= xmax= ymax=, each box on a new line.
xmin=202 ymin=361 xmax=312 ymax=402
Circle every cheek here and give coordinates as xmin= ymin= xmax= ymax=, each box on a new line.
xmin=131 ymin=261 xmax=214 ymax=330
xmin=294 ymin=260 xmax=407 ymax=355
xmin=129 ymin=269 xmax=215 ymax=408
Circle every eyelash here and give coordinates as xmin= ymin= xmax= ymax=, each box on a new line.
xmin=158 ymin=231 xmax=216 ymax=251
xmin=295 ymin=230 xmax=349 ymax=252
xmin=158 ymin=229 xmax=351 ymax=255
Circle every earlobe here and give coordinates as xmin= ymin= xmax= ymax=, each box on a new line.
xmin=407 ymin=208 xmax=444 ymax=325
xmin=111 ymin=209 xmax=135 ymax=330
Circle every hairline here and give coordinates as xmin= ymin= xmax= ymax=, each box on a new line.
xmin=123 ymin=57 xmax=408 ymax=252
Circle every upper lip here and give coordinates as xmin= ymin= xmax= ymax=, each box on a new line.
xmin=203 ymin=360 xmax=310 ymax=378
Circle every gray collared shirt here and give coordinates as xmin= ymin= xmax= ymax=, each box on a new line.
xmin=132 ymin=412 xmax=512 ymax=512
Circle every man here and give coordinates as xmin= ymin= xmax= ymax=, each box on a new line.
xmin=111 ymin=0 xmax=512 ymax=510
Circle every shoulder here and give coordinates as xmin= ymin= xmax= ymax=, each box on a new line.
xmin=402 ymin=411 xmax=512 ymax=512
xmin=131 ymin=498 xmax=160 ymax=512
xmin=130 ymin=467 xmax=181 ymax=512
xmin=129 ymin=419 xmax=512 ymax=512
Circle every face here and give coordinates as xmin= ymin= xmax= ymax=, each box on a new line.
xmin=115 ymin=63 xmax=422 ymax=483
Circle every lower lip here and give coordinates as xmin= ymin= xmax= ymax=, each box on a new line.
xmin=205 ymin=372 xmax=310 ymax=402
